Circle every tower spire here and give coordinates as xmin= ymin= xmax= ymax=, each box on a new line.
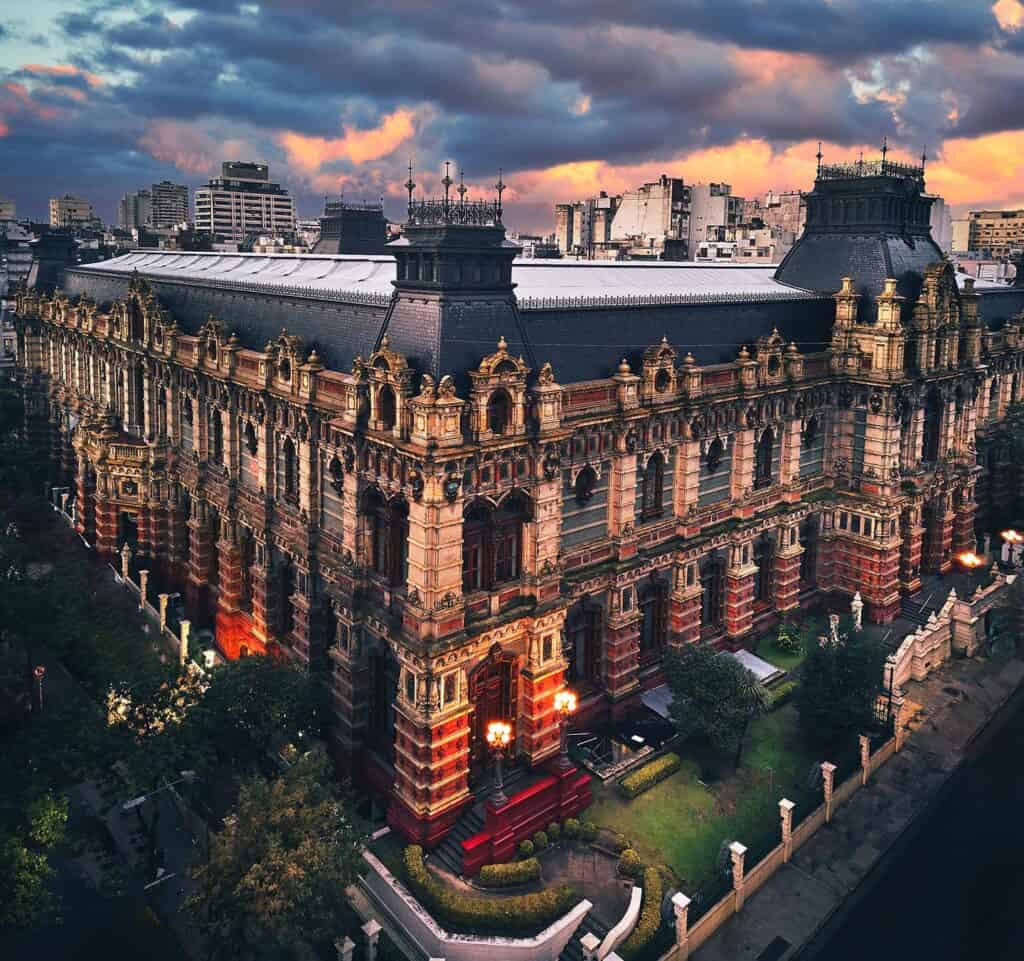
xmin=405 ymin=159 xmax=416 ymax=218
xmin=816 ymin=141 xmax=823 ymax=176
xmin=494 ymin=168 xmax=505 ymax=222
xmin=881 ymin=135 xmax=888 ymax=165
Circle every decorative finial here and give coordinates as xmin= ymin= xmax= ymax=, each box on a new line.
xmin=457 ymin=168 xmax=467 ymax=205
xmin=618 ymin=358 xmax=631 ymax=375
xmin=881 ymin=135 xmax=888 ymax=164
xmin=405 ymin=159 xmax=416 ymax=214
xmin=495 ymin=168 xmax=505 ymax=221
xmin=683 ymin=351 xmax=696 ymax=366
xmin=816 ymin=140 xmax=823 ymax=175
xmin=497 ymin=335 xmax=507 ymax=352
xmin=442 ymin=160 xmax=453 ymax=207
xmin=921 ymin=146 xmax=927 ymax=171
xmin=381 ymin=333 xmax=389 ymax=350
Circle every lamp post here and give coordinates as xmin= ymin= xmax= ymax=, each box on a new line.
xmin=486 ymin=720 xmax=512 ymax=807
xmin=956 ymin=550 xmax=984 ymax=596
xmin=1000 ymin=529 xmax=1022 ymax=568
xmin=554 ymin=688 xmax=578 ymax=771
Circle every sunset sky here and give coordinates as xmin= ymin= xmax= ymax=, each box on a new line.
xmin=5 ymin=0 xmax=1024 ymax=232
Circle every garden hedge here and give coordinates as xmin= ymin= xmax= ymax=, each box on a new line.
xmin=619 ymin=752 xmax=682 ymax=799
xmin=618 ymin=848 xmax=642 ymax=878
xmin=478 ymin=857 xmax=541 ymax=887
xmin=403 ymin=846 xmax=577 ymax=935
xmin=767 ymin=679 xmax=799 ymax=711
xmin=618 ymin=866 xmax=664 ymax=960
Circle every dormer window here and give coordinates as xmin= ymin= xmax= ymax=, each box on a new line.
xmin=379 ymin=385 xmax=397 ymax=431
xmin=278 ymin=358 xmax=291 ymax=382
xmin=487 ymin=389 xmax=512 ymax=434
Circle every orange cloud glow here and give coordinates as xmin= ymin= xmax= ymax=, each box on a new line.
xmin=23 ymin=63 xmax=104 ymax=88
xmin=278 ymin=108 xmax=416 ymax=172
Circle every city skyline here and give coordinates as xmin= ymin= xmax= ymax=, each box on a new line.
xmin=3 ymin=1 xmax=1024 ymax=232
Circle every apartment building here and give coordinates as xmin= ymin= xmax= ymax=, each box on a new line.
xmin=194 ymin=162 xmax=296 ymax=245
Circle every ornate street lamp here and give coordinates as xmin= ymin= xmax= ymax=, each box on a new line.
xmin=554 ymin=689 xmax=578 ymax=771
xmin=486 ymin=720 xmax=513 ymax=807
xmin=957 ymin=551 xmax=984 ymax=596
xmin=1000 ymin=529 xmax=1023 ymax=569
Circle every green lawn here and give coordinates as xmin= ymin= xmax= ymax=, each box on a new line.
xmin=587 ymin=704 xmax=821 ymax=890
xmin=754 ymin=637 xmax=807 ymax=674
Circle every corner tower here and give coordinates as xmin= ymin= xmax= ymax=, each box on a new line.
xmin=380 ymin=167 xmax=530 ymax=385
xmin=776 ymin=149 xmax=943 ymax=322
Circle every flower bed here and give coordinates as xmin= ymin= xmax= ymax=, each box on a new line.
xmin=478 ymin=857 xmax=541 ymax=888
xmin=619 ymin=752 xmax=682 ymax=799
xmin=403 ymin=845 xmax=577 ymax=935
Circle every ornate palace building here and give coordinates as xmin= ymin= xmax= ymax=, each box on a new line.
xmin=12 ymin=157 xmax=1024 ymax=846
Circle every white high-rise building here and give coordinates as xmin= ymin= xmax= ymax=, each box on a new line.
xmin=194 ymin=161 xmax=296 ymax=245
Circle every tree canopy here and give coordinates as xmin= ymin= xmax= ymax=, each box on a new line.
xmin=796 ymin=628 xmax=888 ymax=750
xmin=664 ymin=643 xmax=768 ymax=766
xmin=186 ymin=747 xmax=364 ymax=961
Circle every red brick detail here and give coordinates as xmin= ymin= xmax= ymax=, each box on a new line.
xmin=186 ymin=520 xmax=213 ymax=621
xmin=725 ymin=571 xmax=755 ymax=639
xmin=461 ymin=766 xmax=593 ymax=875
xmin=899 ymin=520 xmax=923 ymax=595
xmin=952 ymin=502 xmax=977 ymax=554
xmin=831 ymin=537 xmax=901 ymax=623
xmin=214 ymin=610 xmax=265 ymax=660
xmin=923 ymin=511 xmax=954 ymax=575
xmin=519 ymin=668 xmax=564 ymax=764
xmin=773 ymin=552 xmax=802 ymax=614
xmin=604 ymin=618 xmax=639 ymax=698
xmin=669 ymin=591 xmax=701 ymax=647
xmin=94 ymin=498 xmax=120 ymax=558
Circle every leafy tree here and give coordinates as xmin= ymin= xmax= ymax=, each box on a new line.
xmin=796 ymin=628 xmax=888 ymax=750
xmin=181 ymin=655 xmax=324 ymax=774
xmin=186 ymin=747 xmax=365 ymax=961
xmin=0 ymin=834 xmax=55 ymax=929
xmin=25 ymin=792 xmax=68 ymax=848
xmin=664 ymin=643 xmax=768 ymax=767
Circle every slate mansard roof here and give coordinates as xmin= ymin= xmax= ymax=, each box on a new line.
xmin=64 ymin=252 xmax=834 ymax=382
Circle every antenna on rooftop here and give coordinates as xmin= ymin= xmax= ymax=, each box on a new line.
xmin=921 ymin=146 xmax=927 ymax=171
xmin=457 ymin=168 xmax=467 ymax=207
xmin=881 ymin=136 xmax=888 ymax=164
xmin=815 ymin=141 xmax=823 ymax=176
xmin=405 ymin=159 xmax=416 ymax=217
xmin=442 ymin=160 xmax=453 ymax=210
xmin=495 ymin=168 xmax=506 ymax=222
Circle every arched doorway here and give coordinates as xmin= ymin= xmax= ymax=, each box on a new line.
xmin=468 ymin=646 xmax=518 ymax=773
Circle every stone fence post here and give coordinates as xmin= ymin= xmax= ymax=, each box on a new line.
xmin=672 ymin=892 xmax=691 ymax=960
xmin=120 ymin=542 xmax=132 ymax=581
xmin=893 ymin=695 xmax=906 ymax=752
xmin=779 ymin=798 xmax=795 ymax=862
xmin=139 ymin=569 xmax=149 ymax=611
xmin=179 ymin=619 xmax=190 ymax=668
xmin=158 ymin=593 xmax=169 ymax=633
xmin=729 ymin=841 xmax=748 ymax=911
xmin=362 ymin=920 xmax=381 ymax=961
xmin=859 ymin=734 xmax=871 ymax=786
xmin=334 ymin=937 xmax=354 ymax=961
xmin=581 ymin=931 xmax=601 ymax=961
xmin=821 ymin=762 xmax=837 ymax=823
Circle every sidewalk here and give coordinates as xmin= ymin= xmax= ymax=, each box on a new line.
xmin=690 ymin=652 xmax=1024 ymax=961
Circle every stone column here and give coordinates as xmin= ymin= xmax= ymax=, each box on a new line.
xmin=675 ymin=437 xmax=701 ymax=518
xmin=859 ymin=734 xmax=871 ymax=785
xmin=362 ymin=920 xmax=381 ymax=961
xmin=138 ymin=569 xmax=149 ymax=611
xmin=672 ymin=892 xmax=691 ymax=959
xmin=779 ymin=798 xmax=795 ymax=862
xmin=893 ymin=695 xmax=906 ymax=752
xmin=121 ymin=542 xmax=133 ymax=581
xmin=952 ymin=489 xmax=977 ymax=554
xmin=822 ymin=761 xmax=837 ymax=822
xmin=158 ymin=593 xmax=169 ymax=633
xmin=669 ymin=562 xmax=702 ymax=648
xmin=778 ymin=418 xmax=802 ymax=490
xmin=724 ymin=540 xmax=757 ymax=641
xmin=519 ymin=627 xmax=565 ymax=766
xmin=729 ymin=841 xmax=748 ymax=911
xmin=773 ymin=522 xmax=803 ymax=616
xmin=604 ymin=588 xmax=641 ymax=705
xmin=730 ymin=428 xmax=755 ymax=500
xmin=179 ymin=619 xmax=191 ymax=668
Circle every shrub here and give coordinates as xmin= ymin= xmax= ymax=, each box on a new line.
xmin=563 ymin=818 xmax=580 ymax=841
xmin=767 ymin=679 xmax=799 ymax=711
xmin=532 ymin=830 xmax=549 ymax=851
xmin=546 ymin=821 xmax=560 ymax=842
xmin=775 ymin=621 xmax=803 ymax=655
xmin=610 ymin=833 xmax=631 ymax=853
xmin=403 ymin=846 xmax=576 ymax=935
xmin=619 ymin=867 xmax=664 ymax=960
xmin=479 ymin=858 xmax=541 ymax=887
xmin=581 ymin=820 xmax=598 ymax=842
xmin=618 ymin=848 xmax=642 ymax=878
xmin=619 ymin=753 xmax=682 ymax=799
xmin=517 ymin=839 xmax=535 ymax=859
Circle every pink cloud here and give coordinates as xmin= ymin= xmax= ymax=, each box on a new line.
xmin=278 ymin=108 xmax=416 ymax=172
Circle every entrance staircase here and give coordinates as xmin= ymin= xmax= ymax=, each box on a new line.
xmin=559 ymin=913 xmax=611 ymax=961
xmin=427 ymin=766 xmax=529 ymax=877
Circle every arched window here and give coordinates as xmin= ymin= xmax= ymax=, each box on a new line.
xmin=705 ymin=438 xmax=724 ymax=474
xmin=378 ymin=385 xmax=396 ymax=432
xmin=640 ymin=452 xmax=665 ymax=520
xmin=700 ymin=555 xmax=725 ymax=633
xmin=754 ymin=427 xmax=774 ymax=489
xmin=922 ymin=389 xmax=942 ymax=463
xmin=487 ymin=389 xmax=512 ymax=434
xmin=244 ymin=421 xmax=258 ymax=456
xmin=365 ymin=490 xmax=408 ymax=587
xmin=210 ymin=409 xmax=224 ymax=465
xmin=752 ymin=535 xmax=773 ymax=606
xmin=802 ymin=415 xmax=818 ymax=447
xmin=462 ymin=492 xmax=529 ymax=592
xmin=574 ymin=466 xmax=597 ymax=505
xmin=638 ymin=577 xmax=668 ymax=663
xmin=282 ymin=437 xmax=298 ymax=500
xmin=566 ymin=600 xmax=602 ymax=687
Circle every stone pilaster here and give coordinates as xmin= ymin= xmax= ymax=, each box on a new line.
xmin=899 ymin=507 xmax=923 ymax=596
xmin=724 ymin=540 xmax=756 ymax=641
xmin=773 ymin=522 xmax=803 ymax=615
xmin=952 ymin=489 xmax=977 ymax=554
xmin=730 ymin=428 xmax=755 ymax=500
xmin=669 ymin=562 xmax=702 ymax=648
xmin=186 ymin=500 xmax=214 ymax=622
xmin=604 ymin=589 xmax=640 ymax=705
xmin=608 ymin=444 xmax=638 ymax=559
xmin=518 ymin=641 xmax=564 ymax=766
xmin=675 ymin=438 xmax=701 ymax=517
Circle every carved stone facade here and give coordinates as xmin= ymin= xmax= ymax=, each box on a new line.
xmin=12 ymin=169 xmax=1024 ymax=848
